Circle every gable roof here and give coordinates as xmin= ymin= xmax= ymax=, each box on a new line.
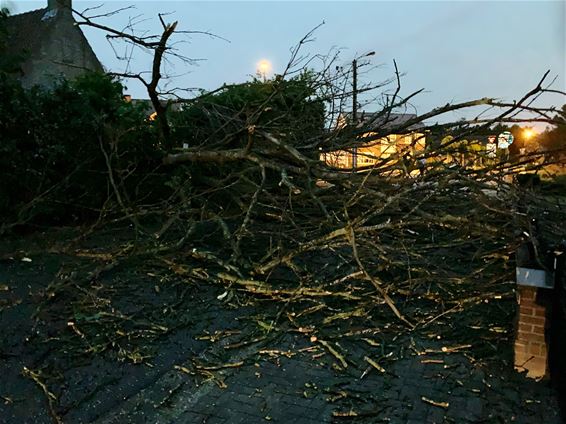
xmin=342 ymin=112 xmax=425 ymax=132
xmin=4 ymin=7 xmax=103 ymax=86
xmin=5 ymin=8 xmax=61 ymax=59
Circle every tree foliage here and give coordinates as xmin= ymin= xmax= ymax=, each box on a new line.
xmin=540 ymin=104 xmax=566 ymax=159
xmin=172 ymin=72 xmax=325 ymax=150
xmin=0 ymin=8 xmax=27 ymax=75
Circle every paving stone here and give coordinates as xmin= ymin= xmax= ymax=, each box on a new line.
xmin=173 ymin=410 xmax=209 ymax=424
xmin=464 ymin=396 xmax=482 ymax=419
xmin=425 ymin=406 xmax=446 ymax=423
xmin=292 ymin=419 xmax=325 ymax=424
xmin=214 ymin=412 xmax=258 ymax=424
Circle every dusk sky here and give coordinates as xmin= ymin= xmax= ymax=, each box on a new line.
xmin=5 ymin=1 xmax=565 ymax=125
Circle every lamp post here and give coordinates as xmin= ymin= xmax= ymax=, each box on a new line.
xmin=352 ymin=51 xmax=375 ymax=170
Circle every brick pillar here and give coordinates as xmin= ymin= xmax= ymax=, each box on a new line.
xmin=514 ymin=286 xmax=548 ymax=378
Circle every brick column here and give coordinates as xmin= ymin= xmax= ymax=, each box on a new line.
xmin=514 ymin=286 xmax=548 ymax=378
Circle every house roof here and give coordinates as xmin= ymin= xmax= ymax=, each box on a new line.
xmin=4 ymin=6 xmax=102 ymax=81
xmin=342 ymin=112 xmax=425 ymax=132
xmin=4 ymin=8 xmax=52 ymax=59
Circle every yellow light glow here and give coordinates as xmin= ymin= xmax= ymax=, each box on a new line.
xmin=523 ymin=128 xmax=536 ymax=140
xmin=256 ymin=59 xmax=272 ymax=77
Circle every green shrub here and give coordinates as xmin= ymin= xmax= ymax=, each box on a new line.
xmin=0 ymin=73 xmax=160 ymax=226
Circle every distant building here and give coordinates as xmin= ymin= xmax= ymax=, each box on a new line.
xmin=4 ymin=0 xmax=103 ymax=89
xmin=322 ymin=112 xmax=426 ymax=170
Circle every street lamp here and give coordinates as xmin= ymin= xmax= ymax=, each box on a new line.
xmin=256 ymin=59 xmax=272 ymax=82
xmin=523 ymin=128 xmax=536 ymax=141
xmin=519 ymin=128 xmax=536 ymax=156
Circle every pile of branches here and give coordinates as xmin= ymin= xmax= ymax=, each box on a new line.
xmin=32 ymin=10 xmax=566 ymax=363
xmin=68 ymin=88 xmax=561 ymax=350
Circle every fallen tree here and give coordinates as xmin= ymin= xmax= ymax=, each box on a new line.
xmin=4 ymin=5 xmax=566 ymax=373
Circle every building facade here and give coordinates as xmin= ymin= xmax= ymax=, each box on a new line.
xmin=322 ymin=112 xmax=426 ymax=170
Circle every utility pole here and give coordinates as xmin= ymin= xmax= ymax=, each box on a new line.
xmin=352 ymin=59 xmax=358 ymax=122
xmin=351 ymin=52 xmax=374 ymax=171
xmin=352 ymin=58 xmax=358 ymax=170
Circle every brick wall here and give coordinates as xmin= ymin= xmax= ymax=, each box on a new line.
xmin=549 ymin=251 xmax=566 ymax=419
xmin=514 ymin=286 xmax=548 ymax=378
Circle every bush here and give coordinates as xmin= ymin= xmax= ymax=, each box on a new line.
xmin=0 ymin=71 xmax=327 ymax=229
xmin=166 ymin=72 xmax=325 ymax=207
xmin=540 ymin=175 xmax=566 ymax=196
xmin=171 ymin=72 xmax=324 ymax=150
xmin=0 ymin=73 xmax=159 ymax=226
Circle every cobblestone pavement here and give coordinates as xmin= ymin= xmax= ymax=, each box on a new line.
xmin=0 ymin=251 xmax=562 ymax=423
xmin=94 ymin=333 xmax=561 ymax=424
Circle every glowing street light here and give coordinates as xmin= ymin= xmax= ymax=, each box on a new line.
xmin=256 ymin=59 xmax=272 ymax=81
xmin=523 ymin=128 xmax=536 ymax=140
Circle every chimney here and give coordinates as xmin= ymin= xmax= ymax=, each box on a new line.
xmin=48 ymin=0 xmax=71 ymax=11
